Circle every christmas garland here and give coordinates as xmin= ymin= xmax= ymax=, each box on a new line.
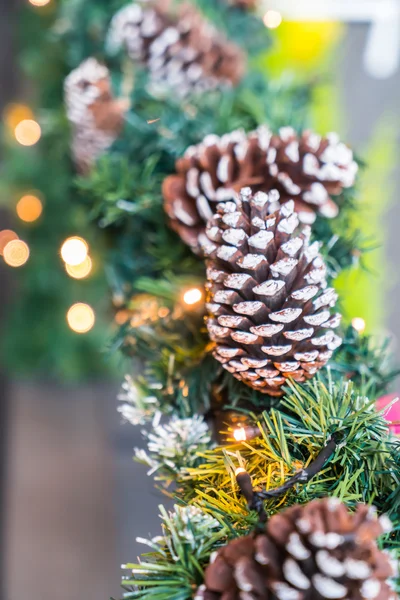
xmin=61 ymin=0 xmax=400 ymax=598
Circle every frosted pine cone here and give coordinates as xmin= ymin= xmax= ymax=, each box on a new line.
xmin=64 ymin=58 xmax=129 ymax=172
xmin=197 ymin=498 xmax=396 ymax=600
xmin=107 ymin=0 xmax=245 ymax=98
xmin=204 ymin=188 xmax=342 ymax=396
xmin=162 ymin=126 xmax=358 ymax=254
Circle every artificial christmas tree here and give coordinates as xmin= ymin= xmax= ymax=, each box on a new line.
xmin=162 ymin=126 xmax=358 ymax=254
xmin=25 ymin=0 xmax=400 ymax=598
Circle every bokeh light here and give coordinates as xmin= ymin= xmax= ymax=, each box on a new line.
xmin=65 ymin=256 xmax=92 ymax=279
xmin=16 ymin=194 xmax=43 ymax=223
xmin=3 ymin=103 xmax=34 ymax=130
xmin=0 ymin=230 xmax=19 ymax=255
xmin=14 ymin=119 xmax=41 ymax=146
xmin=67 ymin=303 xmax=95 ymax=334
xmin=29 ymin=0 xmax=51 ymax=5
xmin=3 ymin=240 xmax=30 ymax=267
xmin=263 ymin=10 xmax=282 ymax=29
xmin=233 ymin=427 xmax=247 ymax=442
xmin=352 ymin=317 xmax=366 ymax=334
xmin=183 ymin=288 xmax=202 ymax=305
xmin=60 ymin=237 xmax=88 ymax=266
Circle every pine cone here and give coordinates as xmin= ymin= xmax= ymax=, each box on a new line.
xmin=162 ymin=126 xmax=358 ymax=254
xmin=197 ymin=498 xmax=396 ymax=600
xmin=64 ymin=58 xmax=129 ymax=173
xmin=203 ymin=188 xmax=341 ymax=396
xmin=108 ymin=0 xmax=245 ymax=98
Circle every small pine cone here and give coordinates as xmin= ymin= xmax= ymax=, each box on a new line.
xmin=203 ymin=188 xmax=342 ymax=396
xmin=162 ymin=126 xmax=358 ymax=254
xmin=64 ymin=58 xmax=129 ymax=173
xmin=197 ymin=498 xmax=396 ymax=600
xmin=107 ymin=0 xmax=245 ymax=99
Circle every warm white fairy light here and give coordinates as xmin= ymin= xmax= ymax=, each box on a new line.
xmin=263 ymin=9 xmax=282 ymax=29
xmin=60 ymin=237 xmax=88 ymax=266
xmin=352 ymin=317 xmax=366 ymax=334
xmin=67 ymin=303 xmax=95 ymax=333
xmin=183 ymin=288 xmax=203 ymax=305
xmin=235 ymin=467 xmax=247 ymax=477
xmin=234 ymin=427 xmax=247 ymax=442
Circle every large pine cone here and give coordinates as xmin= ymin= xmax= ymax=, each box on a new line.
xmin=162 ymin=126 xmax=358 ymax=254
xmin=107 ymin=0 xmax=245 ymax=98
xmin=203 ymin=188 xmax=341 ymax=396
xmin=64 ymin=58 xmax=129 ymax=173
xmin=197 ymin=498 xmax=396 ymax=600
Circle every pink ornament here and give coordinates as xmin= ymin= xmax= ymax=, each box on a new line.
xmin=376 ymin=394 xmax=400 ymax=435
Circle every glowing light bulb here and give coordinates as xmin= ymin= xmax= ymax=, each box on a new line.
xmin=3 ymin=104 xmax=34 ymax=130
xmin=29 ymin=0 xmax=51 ymax=5
xmin=183 ymin=288 xmax=202 ymax=305
xmin=3 ymin=240 xmax=30 ymax=267
xmin=234 ymin=427 xmax=247 ymax=442
xmin=235 ymin=467 xmax=247 ymax=477
xmin=0 ymin=230 xmax=19 ymax=255
xmin=60 ymin=237 xmax=88 ymax=266
xmin=14 ymin=119 xmax=41 ymax=146
xmin=67 ymin=303 xmax=95 ymax=334
xmin=352 ymin=317 xmax=366 ymax=334
xmin=16 ymin=194 xmax=43 ymax=223
xmin=65 ymin=256 xmax=92 ymax=279
xmin=263 ymin=10 xmax=282 ymax=29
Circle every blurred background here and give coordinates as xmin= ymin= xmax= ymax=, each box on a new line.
xmin=0 ymin=1 xmax=399 ymax=599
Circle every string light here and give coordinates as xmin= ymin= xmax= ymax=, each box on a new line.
xmin=16 ymin=194 xmax=43 ymax=223
xmin=263 ymin=10 xmax=282 ymax=29
xmin=0 ymin=230 xmax=18 ymax=255
xmin=14 ymin=119 xmax=41 ymax=146
xmin=29 ymin=0 xmax=51 ymax=5
xmin=3 ymin=103 xmax=34 ymax=130
xmin=65 ymin=256 xmax=92 ymax=279
xmin=352 ymin=317 xmax=366 ymax=334
xmin=67 ymin=303 xmax=95 ymax=334
xmin=60 ymin=237 xmax=88 ymax=266
xmin=3 ymin=240 xmax=30 ymax=267
xmin=233 ymin=425 xmax=261 ymax=442
xmin=183 ymin=288 xmax=203 ymax=305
